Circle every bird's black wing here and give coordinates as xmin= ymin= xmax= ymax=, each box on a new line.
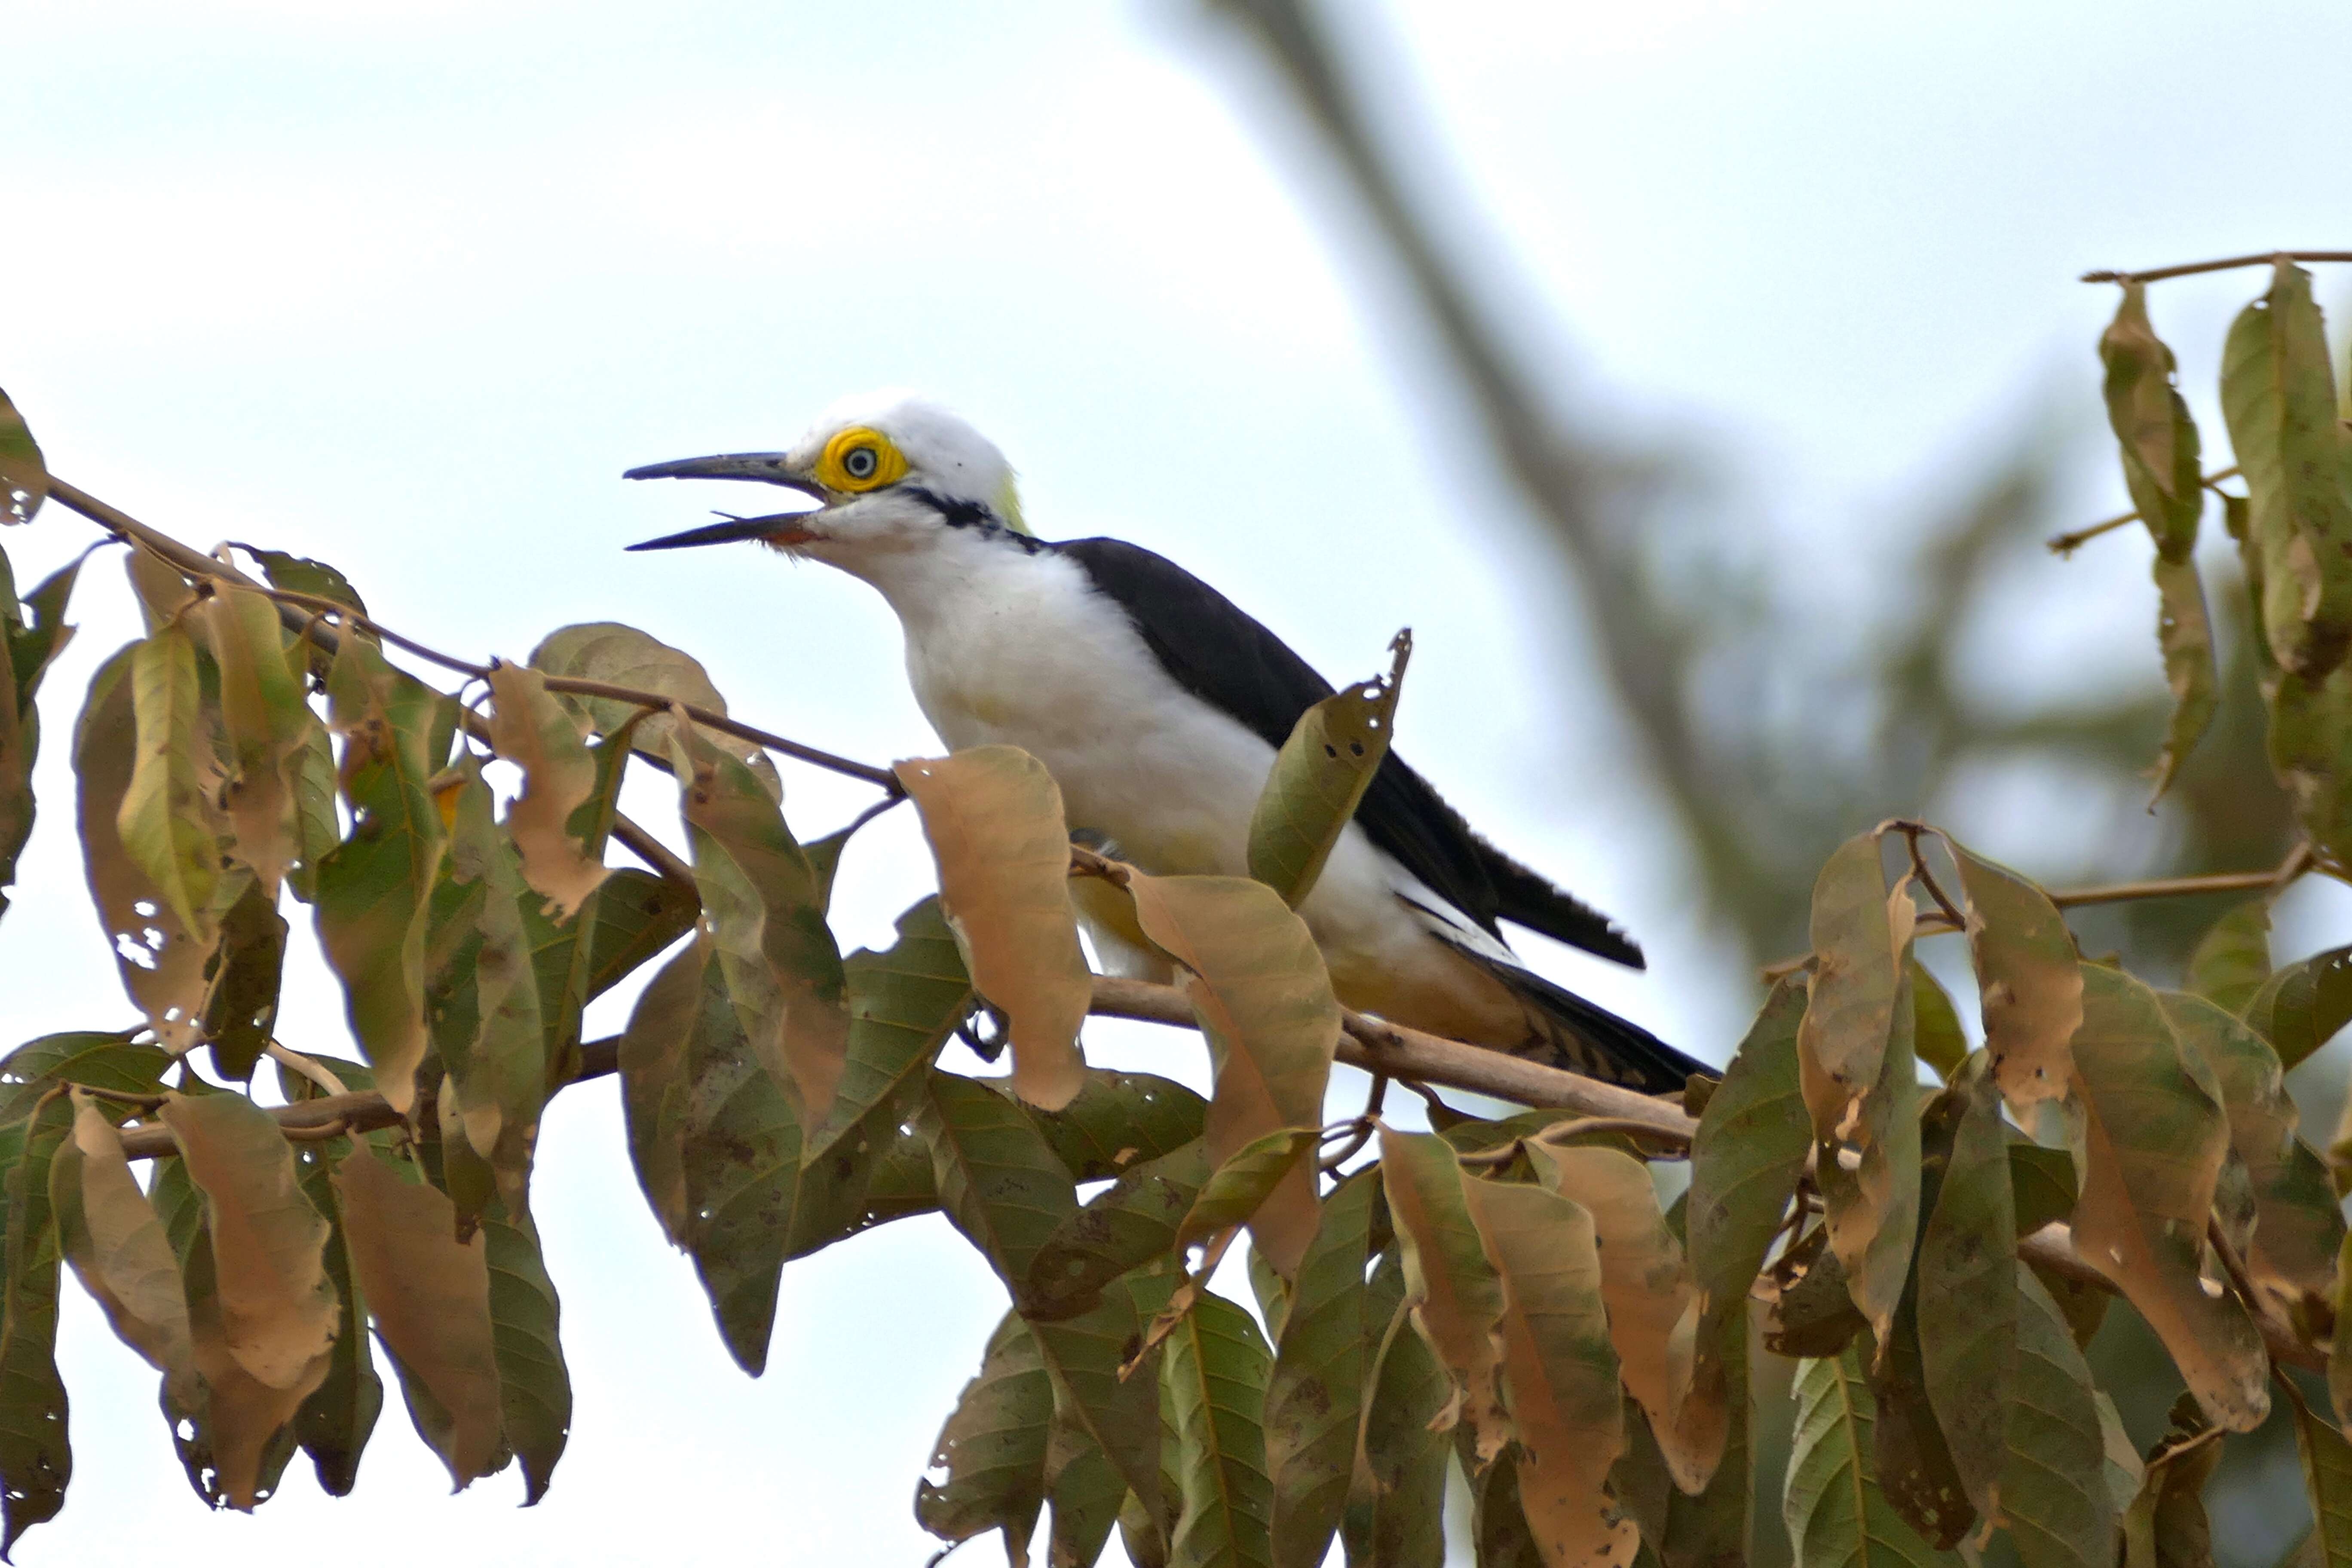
xmin=1052 ymin=537 xmax=1641 ymax=968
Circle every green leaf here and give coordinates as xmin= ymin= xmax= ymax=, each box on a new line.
xmin=1682 ymin=971 xmax=1809 ymax=1486
xmin=0 ymin=1093 xmax=71 ymax=1556
xmin=314 ymin=633 xmax=450 ymax=1113
xmin=2072 ymin=965 xmax=2269 ymax=1432
xmin=1032 ymin=1274 xmax=1168 ymax=1556
xmin=2099 ymin=280 xmax=2204 ymax=562
xmin=2221 ymin=260 xmax=2352 ymax=678
xmin=1265 ymin=1168 xmax=1381 ymax=1568
xmin=2187 ymin=898 xmax=2272 ymax=1018
xmin=2266 ymin=665 xmax=2352 ymax=869
xmin=528 ymin=620 xmax=780 ymax=796
xmin=1163 ymin=1290 xmax=1274 ymax=1568
xmin=2245 ymin=946 xmax=2352 ymax=1069
xmin=234 ymin=545 xmax=368 ymax=616
xmin=1024 ymin=1140 xmax=1209 ymax=1323
xmin=1244 ymin=632 xmax=1407 ymax=906
xmin=1376 ymin=1124 xmax=1507 ymax=1460
xmin=924 ymin=1069 xmax=1079 ymax=1291
xmin=1022 ymin=1070 xmax=1208 ymax=1183
xmin=808 ymin=895 xmax=974 ymax=1164
xmin=116 ymin=623 xmax=223 ymax=940
xmin=616 ymin=934 xmax=805 ymax=1374
xmin=2149 ymin=554 xmax=2220 ymax=800
xmin=1914 ymin=1059 xmax=2015 ymax=1526
xmin=1341 ymin=1256 xmax=1450 ymax=1568
xmin=1996 ymin=1265 xmax=2116 ymax=1568
xmin=286 ymin=723 xmax=340 ymax=904
xmin=2282 ymin=1378 xmax=2352 ymax=1568
xmin=482 ymin=1202 xmax=568 ymax=1505
xmin=2008 ymin=1140 xmax=2079 ymax=1235
xmin=1783 ymin=1350 xmax=1952 ymax=1567
xmin=0 ymin=546 xmax=85 ymax=918
xmin=200 ymin=878 xmax=289 ymax=1081
xmin=578 ymin=867 xmax=700 ymax=1002
xmin=670 ymin=722 xmax=848 ymax=1131
xmin=1043 ymin=1397 xmax=1124 ymax=1568
xmin=916 ymin=1310 xmax=1051 ymax=1560
xmin=1125 ymin=872 xmax=1339 ymax=1278
xmin=284 ymin=1129 xmax=381 ymax=1498
xmin=1661 ymin=1287 xmax=1751 ymax=1565
xmin=0 ymin=1033 xmax=166 ymax=1127
xmin=2120 ymin=1396 xmax=2223 ymax=1568
xmin=0 ymin=389 xmax=45 ymax=526
xmin=1175 ymin=1126 xmax=1319 ymax=1257
xmin=2162 ymin=991 xmax=2343 ymax=1317
xmin=898 ymin=747 xmax=1091 ymax=1111
xmin=1909 ymin=959 xmax=1968 ymax=1082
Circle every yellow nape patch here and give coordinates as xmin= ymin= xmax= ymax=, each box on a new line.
xmin=815 ymin=425 xmax=908 ymax=492
xmin=997 ymin=472 xmax=1031 ymax=535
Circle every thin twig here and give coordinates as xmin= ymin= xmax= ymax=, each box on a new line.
xmin=2205 ymin=1216 xmax=2263 ymax=1317
xmin=1455 ymin=1113 xmax=1695 ymax=1167
xmin=1319 ymin=1075 xmax=1385 ymax=1173
xmin=2082 ymin=251 xmax=2352 ymax=285
xmin=1891 ymin=821 xmax=1966 ymax=929
xmin=2045 ymin=466 xmax=2242 ymax=555
xmin=266 ymin=1041 xmax=349 ymax=1098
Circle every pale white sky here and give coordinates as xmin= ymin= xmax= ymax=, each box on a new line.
xmin=5 ymin=1 xmax=2350 ymax=1563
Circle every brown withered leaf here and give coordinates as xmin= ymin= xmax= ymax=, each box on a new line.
xmin=1796 ymin=831 xmax=1903 ymax=1100
xmin=2098 ymin=280 xmax=2204 ymax=564
xmin=49 ymin=1092 xmax=196 ymax=1402
xmin=1125 ymin=871 xmax=1338 ymax=1278
xmin=485 ymin=660 xmax=609 ymax=922
xmin=199 ymin=581 xmax=317 ymax=895
xmin=0 ymin=386 xmax=46 ymax=526
xmin=1376 ymin=1123 xmax=1508 ymax=1460
xmin=332 ymin=1144 xmax=505 ymax=1489
xmin=160 ymin=1092 xmax=339 ymax=1390
xmin=2070 ymin=966 xmax=2269 ymax=1432
xmin=897 ymin=747 xmax=1090 ymax=1112
xmin=1950 ymin=839 xmax=2083 ymax=1113
xmin=527 ymin=621 xmax=781 ymax=797
xmin=1528 ymin=1142 xmax=1703 ymax=1495
xmin=1462 ymin=1176 xmax=1639 ymax=1568
xmin=671 ymin=720 xmax=847 ymax=1131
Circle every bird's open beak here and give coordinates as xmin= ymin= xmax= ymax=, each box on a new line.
xmin=622 ymin=451 xmax=830 ymax=551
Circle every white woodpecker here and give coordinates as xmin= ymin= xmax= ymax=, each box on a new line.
xmin=626 ymin=391 xmax=1704 ymax=1094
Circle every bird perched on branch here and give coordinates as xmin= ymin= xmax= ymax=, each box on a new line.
xmin=625 ymin=392 xmax=1705 ymax=1094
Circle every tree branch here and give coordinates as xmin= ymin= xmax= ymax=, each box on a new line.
xmin=2081 ymin=251 xmax=2352 ymax=285
xmin=2045 ymin=466 xmax=2242 ymax=556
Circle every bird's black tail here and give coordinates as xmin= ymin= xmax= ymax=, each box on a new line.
xmin=1460 ymin=949 xmax=1711 ymax=1097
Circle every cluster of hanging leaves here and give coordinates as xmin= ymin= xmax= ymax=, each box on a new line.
xmin=6 ymin=256 xmax=2352 ymax=1568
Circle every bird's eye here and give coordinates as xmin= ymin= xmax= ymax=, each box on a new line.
xmin=820 ymin=426 xmax=907 ymax=491
xmin=843 ymin=446 xmax=878 ymax=480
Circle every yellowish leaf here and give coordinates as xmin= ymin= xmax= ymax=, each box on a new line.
xmin=1376 ymin=1123 xmax=1508 ymax=1459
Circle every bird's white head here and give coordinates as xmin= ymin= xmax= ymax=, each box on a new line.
xmin=623 ymin=391 xmax=1029 ymax=574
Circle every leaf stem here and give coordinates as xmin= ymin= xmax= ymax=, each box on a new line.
xmin=2082 ymin=251 xmax=2352 ymax=285
xmin=2045 ymin=466 xmax=2242 ymax=556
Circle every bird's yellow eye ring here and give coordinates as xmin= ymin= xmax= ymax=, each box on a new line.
xmin=818 ymin=426 xmax=908 ymax=493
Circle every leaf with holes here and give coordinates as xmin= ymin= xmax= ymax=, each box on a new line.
xmin=313 ymin=633 xmax=450 ymax=1112
xmin=1163 ymin=1289 xmax=1274 ymax=1568
xmin=2070 ymin=965 xmax=2268 ymax=1432
xmin=1376 ymin=1124 xmax=1507 ymax=1460
xmin=529 ymin=621 xmax=779 ymax=795
xmin=333 ymin=1143 xmax=505 ymax=1489
xmin=1245 ymin=632 xmax=1407 ymax=906
xmin=1125 ymin=873 xmax=1337 ymax=1278
xmin=0 ymin=1092 xmax=71 ymax=1556
xmin=1681 ymin=971 xmax=1808 ymax=1486
xmin=1782 ymin=1350 xmax=1949 ymax=1567
xmin=485 ymin=661 xmax=609 ymax=922
xmin=1464 ymin=1174 xmax=1638 ymax=1567
xmin=0 ymin=389 xmax=44 ymax=527
xmin=916 ymin=1309 xmax=1051 ymax=1560
xmin=897 ymin=747 xmax=1090 ymax=1112
xmin=2221 ymin=258 xmax=2352 ymax=678
xmin=76 ymin=645 xmax=217 ymax=1049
